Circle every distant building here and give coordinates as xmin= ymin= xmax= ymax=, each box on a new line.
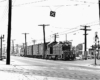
xmin=89 ymin=48 xmax=100 ymax=59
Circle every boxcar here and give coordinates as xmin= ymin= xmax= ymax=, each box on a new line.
xmin=32 ymin=44 xmax=39 ymax=57
xmin=20 ymin=47 xmax=24 ymax=56
xmin=27 ymin=45 xmax=33 ymax=56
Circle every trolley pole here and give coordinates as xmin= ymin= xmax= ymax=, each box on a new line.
xmin=38 ymin=24 xmax=49 ymax=59
xmin=22 ymin=33 xmax=29 ymax=56
xmin=80 ymin=25 xmax=91 ymax=60
xmin=6 ymin=0 xmax=12 ymax=65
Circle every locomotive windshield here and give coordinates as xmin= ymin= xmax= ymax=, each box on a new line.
xmin=62 ymin=44 xmax=70 ymax=51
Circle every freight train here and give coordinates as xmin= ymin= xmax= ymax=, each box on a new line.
xmin=20 ymin=41 xmax=76 ymax=60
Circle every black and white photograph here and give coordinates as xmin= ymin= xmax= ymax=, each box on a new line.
xmin=0 ymin=0 xmax=100 ymax=80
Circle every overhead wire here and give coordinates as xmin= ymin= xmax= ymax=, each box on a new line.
xmin=12 ymin=0 xmax=48 ymax=7
xmin=0 ymin=0 xmax=8 ymax=22
xmin=57 ymin=20 xmax=100 ymax=35
xmin=0 ymin=0 xmax=16 ymax=22
xmin=53 ymin=20 xmax=99 ymax=35
xmin=27 ymin=20 xmax=99 ymax=43
xmin=51 ymin=26 xmax=72 ymax=29
xmin=12 ymin=0 xmax=98 ymax=7
xmin=68 ymin=0 xmax=98 ymax=4
xmin=0 ymin=0 xmax=6 ymax=3
xmin=59 ymin=29 xmax=80 ymax=35
xmin=57 ymin=25 xmax=80 ymax=35
xmin=84 ymin=20 xmax=99 ymax=25
xmin=35 ymin=25 xmax=81 ymax=43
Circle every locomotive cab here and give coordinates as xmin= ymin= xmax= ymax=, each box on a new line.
xmin=61 ymin=43 xmax=75 ymax=60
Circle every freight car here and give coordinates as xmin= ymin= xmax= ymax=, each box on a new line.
xmin=20 ymin=47 xmax=24 ymax=56
xmin=26 ymin=43 xmax=49 ymax=58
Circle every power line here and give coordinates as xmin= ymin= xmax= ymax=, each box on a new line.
xmin=58 ymin=21 xmax=100 ymax=35
xmin=12 ymin=0 xmax=97 ymax=7
xmin=0 ymin=0 xmax=6 ymax=3
xmin=57 ymin=26 xmax=80 ymax=35
xmin=12 ymin=0 xmax=48 ymax=7
xmin=12 ymin=3 xmax=91 ymax=8
xmin=84 ymin=20 xmax=99 ymax=25
xmin=0 ymin=0 xmax=16 ymax=22
xmin=59 ymin=29 xmax=80 ymax=35
xmin=51 ymin=26 xmax=72 ymax=29
xmin=35 ymin=26 xmax=81 ymax=42
xmin=68 ymin=0 xmax=97 ymax=4
xmin=27 ymin=24 xmax=93 ymax=44
xmin=0 ymin=1 xmax=8 ymax=22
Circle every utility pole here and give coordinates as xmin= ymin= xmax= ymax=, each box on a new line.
xmin=2 ymin=44 xmax=6 ymax=56
xmin=94 ymin=32 xmax=99 ymax=65
xmin=98 ymin=40 xmax=99 ymax=59
xmin=38 ymin=24 xmax=49 ymax=59
xmin=22 ymin=33 xmax=29 ymax=56
xmin=32 ymin=40 xmax=36 ymax=45
xmin=22 ymin=43 xmax=25 ymax=55
xmin=12 ymin=39 xmax=15 ymax=55
xmin=6 ymin=0 xmax=12 ymax=65
xmin=53 ymin=33 xmax=58 ymax=42
xmin=16 ymin=44 xmax=19 ymax=54
xmin=66 ymin=34 xmax=67 ymax=42
xmin=98 ymin=0 xmax=100 ymax=19
xmin=80 ymin=25 xmax=91 ymax=60
xmin=23 ymin=43 xmax=25 ymax=48
xmin=0 ymin=35 xmax=4 ymax=60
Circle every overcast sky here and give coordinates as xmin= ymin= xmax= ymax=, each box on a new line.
xmin=0 ymin=0 xmax=100 ymax=49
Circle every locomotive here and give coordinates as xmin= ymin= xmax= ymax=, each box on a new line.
xmin=46 ymin=41 xmax=75 ymax=60
xmin=20 ymin=41 xmax=75 ymax=60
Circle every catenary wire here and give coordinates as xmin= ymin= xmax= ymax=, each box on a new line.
xmin=12 ymin=0 xmax=98 ymax=7
xmin=12 ymin=0 xmax=48 ymax=7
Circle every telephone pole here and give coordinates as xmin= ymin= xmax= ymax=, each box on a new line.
xmin=94 ymin=32 xmax=99 ymax=65
xmin=12 ymin=39 xmax=15 ymax=55
xmin=66 ymin=34 xmax=67 ymax=42
xmin=16 ymin=44 xmax=19 ymax=54
xmin=22 ymin=43 xmax=25 ymax=54
xmin=22 ymin=33 xmax=29 ymax=56
xmin=6 ymin=0 xmax=12 ymax=65
xmin=98 ymin=0 xmax=100 ymax=19
xmin=32 ymin=40 xmax=36 ymax=45
xmin=38 ymin=24 xmax=49 ymax=59
xmin=80 ymin=25 xmax=91 ymax=60
xmin=53 ymin=33 xmax=59 ymax=42
xmin=98 ymin=40 xmax=100 ymax=59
